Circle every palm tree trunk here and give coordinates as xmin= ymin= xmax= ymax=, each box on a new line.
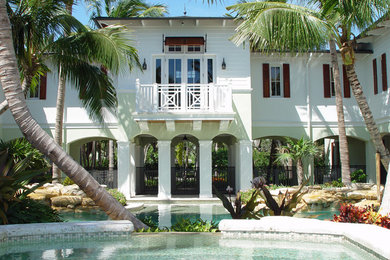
xmin=52 ymin=68 xmax=66 ymax=183
xmin=0 ymin=77 xmax=28 ymax=115
xmin=297 ymin=158 xmax=304 ymax=185
xmin=329 ymin=40 xmax=351 ymax=185
xmin=0 ymin=2 xmax=148 ymax=229
xmin=345 ymin=64 xmax=390 ymax=170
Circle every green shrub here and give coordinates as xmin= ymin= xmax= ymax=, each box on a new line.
xmin=171 ymin=218 xmax=218 ymax=232
xmin=351 ymin=169 xmax=367 ymax=183
xmin=107 ymin=189 xmax=126 ymax=206
xmin=6 ymin=199 xmax=63 ymax=224
xmin=136 ymin=217 xmax=218 ymax=233
xmin=323 ymin=178 xmax=344 ymax=188
xmin=0 ymin=138 xmax=50 ymax=170
xmin=62 ymin=176 xmax=75 ymax=186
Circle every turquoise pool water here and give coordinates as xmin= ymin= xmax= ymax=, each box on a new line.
xmin=59 ymin=204 xmax=339 ymax=227
xmin=0 ymin=233 xmax=381 ymax=260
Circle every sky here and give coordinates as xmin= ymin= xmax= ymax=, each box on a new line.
xmin=73 ymin=0 xmax=238 ymax=26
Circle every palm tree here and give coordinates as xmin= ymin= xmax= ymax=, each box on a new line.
xmin=276 ymin=137 xmax=321 ymax=185
xmin=329 ymin=39 xmax=351 ymax=185
xmin=88 ymin=0 xmax=168 ymax=18
xmin=0 ymin=0 xmax=81 ymax=116
xmin=0 ymin=0 xmax=148 ymax=229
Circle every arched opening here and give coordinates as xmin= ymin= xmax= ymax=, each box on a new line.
xmin=252 ymin=136 xmax=298 ymax=186
xmin=171 ymin=134 xmax=199 ymax=195
xmin=69 ymin=137 xmax=117 ymax=188
xmin=314 ymin=136 xmax=366 ymax=184
xmin=134 ymin=135 xmax=158 ymax=195
xmin=212 ymin=134 xmax=237 ymax=193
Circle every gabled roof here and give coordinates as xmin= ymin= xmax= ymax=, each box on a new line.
xmin=94 ymin=16 xmax=237 ymax=28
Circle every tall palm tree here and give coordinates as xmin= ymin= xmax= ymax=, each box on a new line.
xmin=0 ymin=0 xmax=148 ymax=229
xmin=329 ymin=39 xmax=351 ymax=185
xmin=88 ymin=0 xmax=168 ymax=18
xmin=276 ymin=137 xmax=322 ymax=185
xmin=227 ymin=0 xmax=390 ymax=209
xmin=51 ymin=0 xmax=142 ymax=182
xmin=0 ymin=0 xmax=81 ymax=115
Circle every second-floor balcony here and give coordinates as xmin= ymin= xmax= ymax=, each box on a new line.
xmin=136 ymin=81 xmax=233 ymax=115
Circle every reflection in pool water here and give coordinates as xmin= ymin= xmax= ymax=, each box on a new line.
xmin=59 ymin=204 xmax=339 ymax=227
xmin=0 ymin=233 xmax=381 ymax=260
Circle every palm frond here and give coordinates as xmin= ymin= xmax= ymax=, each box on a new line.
xmin=228 ymin=1 xmax=331 ymax=53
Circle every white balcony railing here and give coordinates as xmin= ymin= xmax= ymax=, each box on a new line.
xmin=136 ymin=80 xmax=233 ymax=113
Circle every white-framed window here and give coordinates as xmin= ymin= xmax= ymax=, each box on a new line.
xmin=329 ymin=66 xmax=336 ymax=97
xmin=28 ymin=86 xmax=40 ymax=99
xmin=270 ymin=65 xmax=282 ymax=97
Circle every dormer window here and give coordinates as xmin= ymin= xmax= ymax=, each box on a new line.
xmin=164 ymin=37 xmax=205 ymax=53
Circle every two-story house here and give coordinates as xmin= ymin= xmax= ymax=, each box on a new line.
xmin=1 ymin=16 xmax=389 ymax=199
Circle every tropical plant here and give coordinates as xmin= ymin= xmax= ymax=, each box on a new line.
xmin=170 ymin=218 xmax=219 ymax=232
xmin=351 ymin=169 xmax=367 ymax=183
xmin=7 ymin=198 xmax=63 ymax=224
xmin=62 ymin=176 xmax=75 ymax=186
xmin=213 ymin=184 xmax=263 ymax=219
xmin=136 ymin=217 xmax=218 ymax=232
xmin=276 ymin=137 xmax=322 ymax=185
xmin=333 ymin=204 xmax=390 ymax=229
xmin=0 ymin=149 xmax=51 ymax=224
xmin=107 ymin=188 xmax=127 ymax=206
xmin=0 ymin=138 xmax=50 ymax=170
xmin=0 ymin=1 xmax=148 ymax=229
xmin=89 ymin=0 xmax=168 ymax=19
xmin=252 ymin=176 xmax=308 ymax=216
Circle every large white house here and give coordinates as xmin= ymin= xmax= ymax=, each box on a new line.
xmin=1 ymin=16 xmax=389 ymax=199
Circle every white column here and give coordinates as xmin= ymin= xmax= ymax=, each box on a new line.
xmin=236 ymin=140 xmax=253 ymax=191
xmin=117 ymin=141 xmax=131 ymax=199
xmin=199 ymin=140 xmax=212 ymax=198
xmin=129 ymin=143 xmax=137 ymax=197
xmin=158 ymin=140 xmax=171 ymax=199
xmin=365 ymin=141 xmax=376 ymax=183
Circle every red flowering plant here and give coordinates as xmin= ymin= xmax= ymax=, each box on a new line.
xmin=333 ymin=204 xmax=390 ymax=229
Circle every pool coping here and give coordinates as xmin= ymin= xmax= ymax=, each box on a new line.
xmin=219 ymin=217 xmax=390 ymax=260
xmin=0 ymin=220 xmax=134 ymax=243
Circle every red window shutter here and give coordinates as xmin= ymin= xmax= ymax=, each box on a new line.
xmin=39 ymin=73 xmax=47 ymax=100
xmin=263 ymin=63 xmax=270 ymax=98
xmin=342 ymin=65 xmax=351 ymax=98
xmin=165 ymin=37 xmax=204 ymax=46
xmin=373 ymin=59 xmax=378 ymax=94
xmin=283 ymin=64 xmax=290 ymax=98
xmin=382 ymin=53 xmax=388 ymax=91
xmin=323 ymin=64 xmax=331 ymax=98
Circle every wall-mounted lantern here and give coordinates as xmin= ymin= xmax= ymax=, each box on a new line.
xmin=142 ymin=58 xmax=147 ymax=70
xmin=222 ymin=58 xmax=226 ymax=70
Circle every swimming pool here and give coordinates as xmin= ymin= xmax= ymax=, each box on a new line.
xmin=59 ymin=204 xmax=338 ymax=226
xmin=0 ymin=233 xmax=382 ymax=260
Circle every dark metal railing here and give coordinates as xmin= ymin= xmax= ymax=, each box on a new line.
xmin=212 ymin=166 xmax=235 ymax=194
xmin=253 ymin=166 xmax=298 ymax=186
xmin=171 ymin=167 xmax=199 ymax=195
xmin=314 ymin=165 xmax=366 ymax=184
xmin=89 ymin=169 xmax=117 ymax=189
xmin=136 ymin=167 xmax=158 ymax=195
xmin=253 ymin=165 xmax=367 ymax=186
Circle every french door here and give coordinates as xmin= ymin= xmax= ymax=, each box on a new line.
xmin=155 ymin=56 xmax=214 ymax=111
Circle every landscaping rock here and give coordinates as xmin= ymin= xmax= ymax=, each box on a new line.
xmin=33 ymin=187 xmax=61 ymax=198
xmin=81 ymin=198 xmax=96 ymax=207
xmin=61 ymin=184 xmax=81 ymax=195
xmin=353 ymin=199 xmax=380 ymax=208
xmin=346 ymin=191 xmax=365 ymax=200
xmin=51 ymin=196 xmax=82 ymax=207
